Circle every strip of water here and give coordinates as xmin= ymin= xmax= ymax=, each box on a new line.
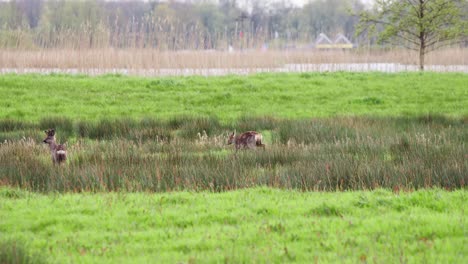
xmin=1 ymin=63 xmax=467 ymax=76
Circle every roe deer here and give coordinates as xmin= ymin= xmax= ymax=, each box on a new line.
xmin=227 ymin=130 xmax=265 ymax=151
xmin=43 ymin=129 xmax=67 ymax=164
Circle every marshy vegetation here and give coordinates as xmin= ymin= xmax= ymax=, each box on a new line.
xmin=1 ymin=115 xmax=466 ymax=192
xmin=1 ymin=73 xmax=466 ymax=192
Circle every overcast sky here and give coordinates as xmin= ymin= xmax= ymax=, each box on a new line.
xmin=130 ymin=0 xmax=373 ymax=7
xmin=256 ymin=0 xmax=372 ymax=7
xmin=0 ymin=0 xmax=374 ymax=7
xmin=198 ymin=0 xmax=373 ymax=7
xmin=0 ymin=0 xmax=373 ymax=5
xmin=217 ymin=0 xmax=373 ymax=11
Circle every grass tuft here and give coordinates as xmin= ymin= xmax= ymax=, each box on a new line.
xmin=0 ymin=239 xmax=47 ymax=264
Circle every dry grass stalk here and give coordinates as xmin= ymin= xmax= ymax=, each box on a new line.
xmin=0 ymin=48 xmax=466 ymax=70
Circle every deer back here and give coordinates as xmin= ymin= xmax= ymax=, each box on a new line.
xmin=236 ymin=131 xmax=262 ymax=147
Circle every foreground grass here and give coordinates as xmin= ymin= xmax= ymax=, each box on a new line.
xmin=0 ymin=188 xmax=466 ymax=263
xmin=1 ymin=72 xmax=467 ymax=121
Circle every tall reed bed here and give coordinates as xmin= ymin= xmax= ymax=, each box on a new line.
xmin=0 ymin=48 xmax=467 ymax=70
xmin=1 ymin=116 xmax=465 ymax=192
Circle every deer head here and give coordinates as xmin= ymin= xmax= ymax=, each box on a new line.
xmin=227 ymin=130 xmax=236 ymax=145
xmin=43 ymin=129 xmax=56 ymax=144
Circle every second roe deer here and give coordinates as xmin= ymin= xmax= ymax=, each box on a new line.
xmin=43 ymin=129 xmax=67 ymax=164
xmin=227 ymin=130 xmax=265 ymax=151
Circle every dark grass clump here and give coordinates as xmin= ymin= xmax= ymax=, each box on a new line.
xmin=75 ymin=118 xmax=174 ymax=142
xmin=0 ymin=239 xmax=47 ymax=264
xmin=167 ymin=115 xmax=196 ymax=129
xmin=0 ymin=119 xmax=35 ymax=132
xmin=176 ymin=116 xmax=222 ymax=139
xmin=87 ymin=118 xmax=137 ymax=139
xmin=275 ymin=118 xmax=357 ymax=144
xmin=0 ymin=188 xmax=28 ymax=199
xmin=236 ymin=116 xmax=278 ymax=131
xmin=310 ymin=203 xmax=345 ymax=217
xmin=0 ymin=116 xmax=466 ymax=192
xmin=39 ymin=117 xmax=74 ymax=137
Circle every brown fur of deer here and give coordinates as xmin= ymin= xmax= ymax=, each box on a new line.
xmin=227 ymin=130 xmax=265 ymax=151
xmin=43 ymin=129 xmax=67 ymax=164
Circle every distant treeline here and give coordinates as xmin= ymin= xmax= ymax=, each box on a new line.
xmin=0 ymin=0 xmax=367 ymax=49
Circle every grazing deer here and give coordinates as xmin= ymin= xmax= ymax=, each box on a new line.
xmin=227 ymin=130 xmax=265 ymax=151
xmin=43 ymin=129 xmax=67 ymax=164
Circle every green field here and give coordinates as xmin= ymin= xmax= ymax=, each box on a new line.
xmin=1 ymin=72 xmax=467 ymax=121
xmin=1 ymin=188 xmax=466 ymax=263
xmin=1 ymin=72 xmax=467 ymax=263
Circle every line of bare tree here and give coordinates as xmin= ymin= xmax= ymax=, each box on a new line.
xmin=0 ymin=0 xmax=368 ymax=49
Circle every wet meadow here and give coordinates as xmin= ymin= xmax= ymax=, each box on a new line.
xmin=0 ymin=72 xmax=466 ymax=262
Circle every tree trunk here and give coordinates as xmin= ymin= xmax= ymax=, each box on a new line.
xmin=419 ymin=45 xmax=425 ymax=71
xmin=418 ymin=0 xmax=425 ymax=71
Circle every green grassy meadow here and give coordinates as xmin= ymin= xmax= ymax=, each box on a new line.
xmin=1 ymin=188 xmax=466 ymax=263
xmin=1 ymin=72 xmax=467 ymax=263
xmin=1 ymin=72 xmax=467 ymax=121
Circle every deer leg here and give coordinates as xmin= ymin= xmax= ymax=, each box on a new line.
xmin=256 ymin=141 xmax=265 ymax=150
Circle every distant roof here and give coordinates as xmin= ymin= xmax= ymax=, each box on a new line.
xmin=314 ymin=33 xmax=354 ymax=49
xmin=334 ymin=34 xmax=352 ymax=44
xmin=315 ymin=33 xmax=333 ymax=45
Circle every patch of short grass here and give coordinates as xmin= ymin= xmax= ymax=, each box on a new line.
xmin=0 ymin=73 xmax=467 ymax=121
xmin=0 ymin=188 xmax=465 ymax=263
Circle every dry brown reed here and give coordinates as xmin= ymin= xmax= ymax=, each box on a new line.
xmin=0 ymin=48 xmax=466 ymax=70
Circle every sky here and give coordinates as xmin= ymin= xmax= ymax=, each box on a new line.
xmin=0 ymin=0 xmax=374 ymax=5
xmin=255 ymin=0 xmax=371 ymax=7
xmin=126 ymin=0 xmax=373 ymax=7
xmin=219 ymin=0 xmax=373 ymax=12
xmin=199 ymin=0 xmax=373 ymax=7
xmin=0 ymin=0 xmax=374 ymax=7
